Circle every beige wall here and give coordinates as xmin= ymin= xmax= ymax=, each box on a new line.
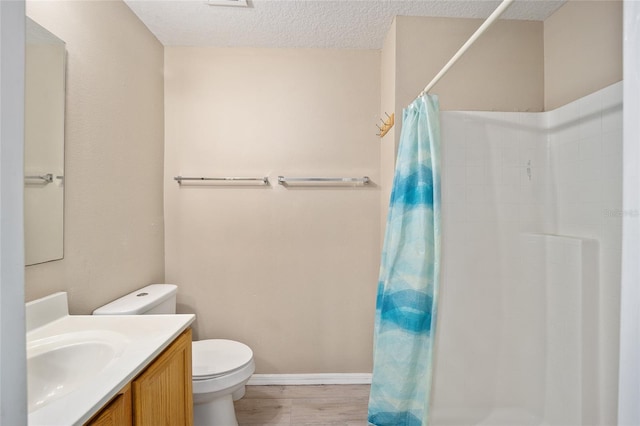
xmin=396 ymin=16 xmax=544 ymax=113
xmin=544 ymin=0 xmax=623 ymax=110
xmin=25 ymin=1 xmax=165 ymax=313
xmin=164 ymin=48 xmax=381 ymax=373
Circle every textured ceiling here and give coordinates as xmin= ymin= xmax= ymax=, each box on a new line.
xmin=124 ymin=0 xmax=566 ymax=49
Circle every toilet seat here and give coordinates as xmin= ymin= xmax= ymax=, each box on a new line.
xmin=192 ymin=339 xmax=254 ymax=380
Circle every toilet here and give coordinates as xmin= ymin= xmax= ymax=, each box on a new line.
xmin=93 ymin=284 xmax=255 ymax=426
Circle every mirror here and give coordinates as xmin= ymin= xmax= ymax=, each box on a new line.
xmin=24 ymin=18 xmax=66 ymax=266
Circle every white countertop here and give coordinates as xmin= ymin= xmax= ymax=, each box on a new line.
xmin=26 ymin=294 xmax=195 ymax=426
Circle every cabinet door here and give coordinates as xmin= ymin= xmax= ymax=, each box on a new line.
xmin=132 ymin=329 xmax=193 ymax=426
xmin=86 ymin=384 xmax=132 ymax=426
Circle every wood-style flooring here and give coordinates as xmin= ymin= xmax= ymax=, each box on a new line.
xmin=234 ymin=384 xmax=370 ymax=426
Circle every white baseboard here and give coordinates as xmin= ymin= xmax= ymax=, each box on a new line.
xmin=247 ymin=373 xmax=372 ymax=386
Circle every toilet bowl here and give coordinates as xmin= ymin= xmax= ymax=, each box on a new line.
xmin=93 ymin=284 xmax=254 ymax=426
xmin=192 ymin=339 xmax=255 ymax=426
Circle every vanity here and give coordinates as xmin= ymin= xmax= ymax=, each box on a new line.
xmin=86 ymin=328 xmax=192 ymax=426
xmin=26 ymin=293 xmax=195 ymax=425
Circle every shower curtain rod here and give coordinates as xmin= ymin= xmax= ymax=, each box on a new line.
xmin=420 ymin=0 xmax=515 ymax=97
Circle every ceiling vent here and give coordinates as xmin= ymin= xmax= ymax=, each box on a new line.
xmin=205 ymin=0 xmax=249 ymax=7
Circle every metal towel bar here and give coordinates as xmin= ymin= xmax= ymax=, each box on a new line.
xmin=25 ymin=173 xmax=54 ymax=183
xmin=174 ymin=176 xmax=269 ymax=184
xmin=277 ymin=176 xmax=370 ymax=185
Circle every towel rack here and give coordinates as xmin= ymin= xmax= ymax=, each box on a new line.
xmin=25 ymin=173 xmax=54 ymax=183
xmin=174 ymin=176 xmax=269 ymax=184
xmin=277 ymin=176 xmax=370 ymax=185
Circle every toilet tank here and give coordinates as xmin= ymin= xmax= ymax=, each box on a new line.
xmin=92 ymin=284 xmax=177 ymax=315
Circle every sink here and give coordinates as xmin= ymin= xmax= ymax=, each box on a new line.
xmin=27 ymin=330 xmax=126 ymax=412
xmin=25 ymin=292 xmax=195 ymax=425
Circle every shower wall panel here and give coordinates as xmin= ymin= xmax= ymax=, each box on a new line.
xmin=434 ymin=111 xmax=548 ymax=424
xmin=520 ymin=233 xmax=599 ymax=426
xmin=547 ymin=82 xmax=623 ymax=424
xmin=434 ymin=82 xmax=622 ymax=426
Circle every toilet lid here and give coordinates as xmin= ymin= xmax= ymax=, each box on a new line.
xmin=192 ymin=339 xmax=253 ymax=378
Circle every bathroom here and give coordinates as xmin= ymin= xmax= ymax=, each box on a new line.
xmin=1 ymin=0 xmax=639 ymax=425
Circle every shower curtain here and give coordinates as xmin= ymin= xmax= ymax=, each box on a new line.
xmin=368 ymin=94 xmax=441 ymax=426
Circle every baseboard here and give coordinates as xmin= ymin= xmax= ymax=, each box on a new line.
xmin=247 ymin=373 xmax=372 ymax=386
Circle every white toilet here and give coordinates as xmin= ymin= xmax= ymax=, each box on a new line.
xmin=93 ymin=284 xmax=255 ymax=426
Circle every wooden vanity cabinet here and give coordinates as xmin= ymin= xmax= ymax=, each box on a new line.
xmin=86 ymin=384 xmax=132 ymax=426
xmin=86 ymin=328 xmax=193 ymax=426
xmin=132 ymin=328 xmax=193 ymax=425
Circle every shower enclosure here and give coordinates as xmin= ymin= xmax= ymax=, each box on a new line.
xmin=431 ymin=83 xmax=623 ymax=426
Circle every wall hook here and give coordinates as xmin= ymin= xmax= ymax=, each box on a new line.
xmin=377 ymin=112 xmax=394 ymax=138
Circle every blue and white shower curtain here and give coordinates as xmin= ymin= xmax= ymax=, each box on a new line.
xmin=368 ymin=94 xmax=441 ymax=426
